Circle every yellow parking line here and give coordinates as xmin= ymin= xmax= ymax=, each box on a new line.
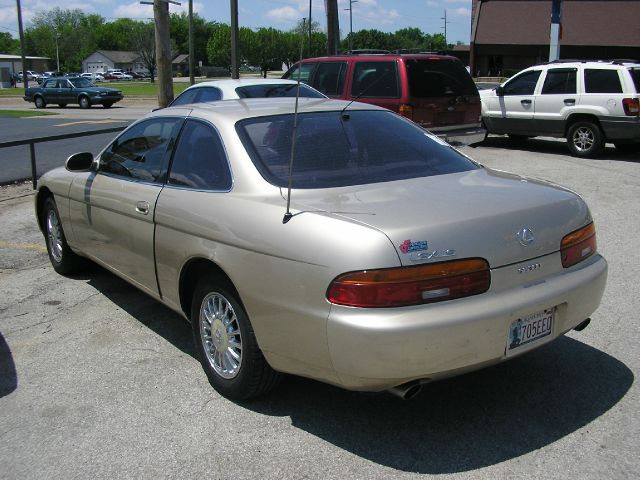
xmin=55 ymin=120 xmax=123 ymax=127
xmin=0 ymin=241 xmax=47 ymax=252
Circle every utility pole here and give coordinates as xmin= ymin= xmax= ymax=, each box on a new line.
xmin=15 ymin=0 xmax=28 ymax=88
xmin=230 ymin=0 xmax=239 ymax=78
xmin=441 ymin=10 xmax=449 ymax=49
xmin=549 ymin=0 xmax=563 ymax=61
xmin=188 ymin=0 xmax=195 ymax=85
xmin=326 ymin=0 xmax=339 ymax=55
xmin=147 ymin=0 xmax=176 ymax=107
xmin=308 ymin=0 xmax=312 ymax=56
xmin=345 ymin=0 xmax=357 ymax=53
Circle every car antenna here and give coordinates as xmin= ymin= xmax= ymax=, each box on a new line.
xmin=340 ymin=68 xmax=390 ymax=119
xmin=283 ymin=18 xmax=306 ymax=224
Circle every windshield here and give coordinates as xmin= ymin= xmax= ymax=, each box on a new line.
xmin=406 ymin=59 xmax=478 ymax=97
xmin=237 ymin=110 xmax=478 ymax=189
xmin=235 ymin=84 xmax=325 ymax=99
xmin=69 ymin=78 xmax=95 ymax=88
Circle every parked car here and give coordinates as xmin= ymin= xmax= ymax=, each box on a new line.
xmin=35 ymin=98 xmax=607 ymax=400
xmin=169 ymin=78 xmax=326 ymax=107
xmin=17 ymin=70 xmax=37 ymax=81
xmin=104 ymin=71 xmax=133 ymax=81
xmin=81 ymin=72 xmax=105 ymax=82
xmin=24 ymin=76 xmax=123 ymax=108
xmin=128 ymin=71 xmax=150 ymax=80
xmin=480 ymin=60 xmax=640 ymax=156
xmin=283 ymin=53 xmax=485 ymax=145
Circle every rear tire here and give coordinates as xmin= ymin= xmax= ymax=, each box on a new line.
xmin=34 ymin=96 xmax=46 ymax=109
xmin=567 ymin=121 xmax=604 ymax=158
xmin=42 ymin=197 xmax=84 ymax=275
xmin=191 ymin=278 xmax=281 ymax=400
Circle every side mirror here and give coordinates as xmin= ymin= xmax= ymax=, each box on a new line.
xmin=495 ymin=85 xmax=504 ymax=96
xmin=65 ymin=152 xmax=94 ymax=172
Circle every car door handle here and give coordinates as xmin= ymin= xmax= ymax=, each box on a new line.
xmin=564 ymin=99 xmax=576 ymax=105
xmin=135 ymin=201 xmax=150 ymax=215
xmin=521 ymin=99 xmax=532 ymax=106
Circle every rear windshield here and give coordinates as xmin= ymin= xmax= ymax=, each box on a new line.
xmin=406 ymin=59 xmax=478 ymax=97
xmin=235 ymin=84 xmax=324 ymax=99
xmin=237 ymin=110 xmax=478 ymax=189
xmin=629 ymin=68 xmax=640 ymax=93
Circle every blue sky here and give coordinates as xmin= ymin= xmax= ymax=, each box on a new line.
xmin=0 ymin=0 xmax=473 ymax=44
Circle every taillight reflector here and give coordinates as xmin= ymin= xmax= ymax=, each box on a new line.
xmin=327 ymin=258 xmax=490 ymax=308
xmin=561 ymin=223 xmax=597 ymax=268
xmin=622 ymin=98 xmax=639 ymax=116
xmin=399 ymin=104 xmax=413 ymax=119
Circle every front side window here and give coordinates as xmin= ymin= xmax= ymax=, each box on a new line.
xmin=310 ymin=62 xmax=347 ymax=97
xmin=168 ymin=119 xmax=232 ymax=190
xmin=100 ymin=117 xmax=183 ymax=182
xmin=237 ymin=110 xmax=477 ymax=189
xmin=541 ymin=68 xmax=577 ymax=94
xmin=351 ymin=61 xmax=400 ymax=98
xmin=584 ymin=69 xmax=623 ymax=93
xmin=502 ymin=70 xmax=542 ymax=96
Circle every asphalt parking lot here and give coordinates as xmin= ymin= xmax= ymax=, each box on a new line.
xmin=1 ymin=132 xmax=638 ymax=479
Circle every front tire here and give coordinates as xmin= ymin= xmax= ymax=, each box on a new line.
xmin=79 ymin=96 xmax=91 ymax=109
xmin=567 ymin=121 xmax=604 ymax=158
xmin=42 ymin=197 xmax=83 ymax=275
xmin=191 ymin=278 xmax=281 ymax=400
xmin=34 ymin=96 xmax=46 ymax=109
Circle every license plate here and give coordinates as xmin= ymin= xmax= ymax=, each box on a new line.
xmin=506 ymin=307 xmax=555 ymax=356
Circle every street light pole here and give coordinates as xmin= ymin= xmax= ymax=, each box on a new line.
xmin=16 ymin=0 xmax=28 ymax=88
xmin=345 ymin=0 xmax=357 ymax=53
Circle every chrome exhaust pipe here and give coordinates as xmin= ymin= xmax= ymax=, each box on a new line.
xmin=387 ymin=380 xmax=424 ymax=400
xmin=573 ymin=318 xmax=591 ymax=331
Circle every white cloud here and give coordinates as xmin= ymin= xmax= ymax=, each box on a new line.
xmin=114 ymin=2 xmax=153 ymax=19
xmin=451 ymin=7 xmax=470 ymax=16
xmin=265 ymin=6 xmax=301 ymax=23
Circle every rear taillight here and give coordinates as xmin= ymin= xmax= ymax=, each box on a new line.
xmin=399 ymin=104 xmax=413 ymax=119
xmin=622 ymin=98 xmax=639 ymax=116
xmin=561 ymin=223 xmax=597 ymax=268
xmin=327 ymin=258 xmax=490 ymax=308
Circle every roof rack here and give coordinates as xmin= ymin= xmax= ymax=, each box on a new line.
xmin=610 ymin=59 xmax=640 ymax=65
xmin=347 ymin=49 xmax=391 ymax=55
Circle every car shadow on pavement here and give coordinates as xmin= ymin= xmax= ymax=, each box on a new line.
xmin=477 ymin=136 xmax=640 ymax=163
xmin=76 ymin=264 xmax=633 ymax=474
xmin=0 ymin=332 xmax=18 ymax=398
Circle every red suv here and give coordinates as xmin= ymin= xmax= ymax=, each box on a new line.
xmin=283 ymin=53 xmax=485 ymax=145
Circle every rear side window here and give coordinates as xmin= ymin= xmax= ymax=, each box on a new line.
xmin=168 ymin=119 xmax=232 ymax=191
xmin=351 ymin=61 xmax=399 ymax=98
xmin=541 ymin=68 xmax=577 ymax=94
xmin=406 ymin=59 xmax=478 ymax=97
xmin=584 ymin=69 xmax=623 ymax=93
xmin=627 ymin=68 xmax=640 ymax=92
xmin=502 ymin=70 xmax=541 ymax=95
xmin=235 ymin=83 xmax=324 ymax=98
xmin=237 ymin=110 xmax=477 ymax=189
xmin=310 ymin=62 xmax=347 ymax=97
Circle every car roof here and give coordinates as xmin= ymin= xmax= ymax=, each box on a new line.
xmin=182 ymin=78 xmax=310 ymax=92
xmin=152 ymin=97 xmax=385 ymax=124
xmin=297 ymin=53 xmax=460 ymax=62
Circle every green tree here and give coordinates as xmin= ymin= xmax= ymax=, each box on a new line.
xmin=243 ymin=28 xmax=285 ymax=77
xmin=0 ymin=32 xmax=20 ymax=54
xmin=207 ymin=23 xmax=231 ymax=70
xmin=342 ymin=29 xmax=394 ymax=52
xmin=129 ymin=22 xmax=156 ymax=82
xmin=169 ymin=12 xmax=218 ymax=71
xmin=393 ymin=27 xmax=426 ymax=51
xmin=95 ymin=18 xmax=141 ymax=51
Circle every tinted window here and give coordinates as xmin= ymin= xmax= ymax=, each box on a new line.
xmin=237 ymin=110 xmax=477 ymax=189
xmin=406 ymin=59 xmax=477 ymax=97
xmin=235 ymin=83 xmax=324 ymax=98
xmin=629 ymin=68 xmax=640 ymax=92
xmin=170 ymin=87 xmax=222 ymax=106
xmin=351 ymin=61 xmax=400 ymax=98
xmin=584 ymin=69 xmax=623 ymax=93
xmin=541 ymin=68 xmax=577 ymax=94
xmin=311 ymin=62 xmax=347 ymax=97
xmin=100 ymin=118 xmax=182 ymax=182
xmin=168 ymin=119 xmax=232 ymax=190
xmin=284 ymin=63 xmax=317 ymax=83
xmin=502 ymin=70 xmax=541 ymax=95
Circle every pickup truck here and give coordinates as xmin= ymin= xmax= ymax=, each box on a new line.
xmin=24 ymin=76 xmax=123 ymax=109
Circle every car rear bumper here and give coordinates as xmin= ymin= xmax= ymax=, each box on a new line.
xmin=326 ymin=253 xmax=608 ymax=391
xmin=429 ymin=124 xmax=487 ymax=146
xmin=600 ymin=116 xmax=640 ymax=142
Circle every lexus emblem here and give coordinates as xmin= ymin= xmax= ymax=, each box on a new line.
xmin=517 ymin=227 xmax=535 ymax=246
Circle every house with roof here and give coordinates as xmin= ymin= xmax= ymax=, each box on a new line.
xmin=81 ymin=50 xmax=148 ymax=74
xmin=470 ymin=0 xmax=640 ymax=77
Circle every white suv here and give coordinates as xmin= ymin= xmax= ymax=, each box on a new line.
xmin=480 ymin=60 xmax=640 ymax=157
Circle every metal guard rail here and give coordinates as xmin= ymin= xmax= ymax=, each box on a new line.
xmin=0 ymin=126 xmax=126 ymax=190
